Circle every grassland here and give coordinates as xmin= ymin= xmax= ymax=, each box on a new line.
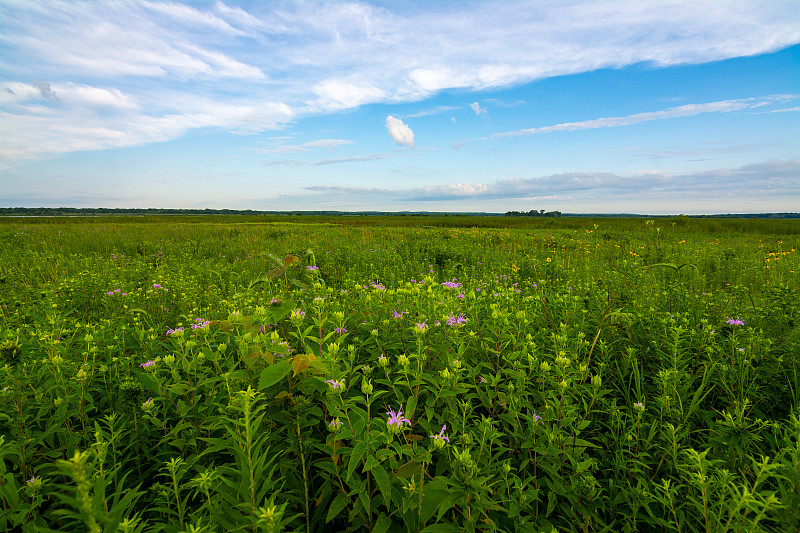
xmin=1 ymin=216 xmax=798 ymax=532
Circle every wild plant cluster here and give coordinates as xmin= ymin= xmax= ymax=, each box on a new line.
xmin=0 ymin=217 xmax=798 ymax=532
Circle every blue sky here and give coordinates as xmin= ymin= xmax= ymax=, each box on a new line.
xmin=1 ymin=0 xmax=798 ymax=214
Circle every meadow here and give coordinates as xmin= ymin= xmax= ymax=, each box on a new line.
xmin=0 ymin=215 xmax=798 ymax=532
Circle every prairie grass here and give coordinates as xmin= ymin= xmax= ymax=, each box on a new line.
xmin=1 ymin=216 xmax=798 ymax=532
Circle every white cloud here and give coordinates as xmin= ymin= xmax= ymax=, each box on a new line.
xmin=0 ymin=0 xmax=798 ymax=165
xmin=470 ymin=102 xmax=487 ymax=115
xmin=488 ymin=96 xmax=794 ymax=139
xmin=385 ymin=116 xmax=414 ymax=148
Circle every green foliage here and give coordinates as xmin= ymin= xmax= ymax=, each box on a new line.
xmin=0 ymin=216 xmax=798 ymax=531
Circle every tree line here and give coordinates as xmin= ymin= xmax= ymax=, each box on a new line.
xmin=504 ymin=209 xmax=562 ymax=217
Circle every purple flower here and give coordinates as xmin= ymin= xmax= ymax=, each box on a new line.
xmin=479 ymin=376 xmax=487 ymax=384
xmin=726 ymin=318 xmax=744 ymax=326
xmin=371 ymin=281 xmax=386 ymax=291
xmin=441 ymin=280 xmax=462 ymax=289
xmin=106 ymin=291 xmax=114 ymax=296
xmin=166 ymin=327 xmax=184 ymax=336
xmin=386 ymin=405 xmax=411 ymax=433
xmin=140 ymin=360 xmax=155 ymax=369
xmin=153 ymin=284 xmax=162 ymax=288
xmin=415 ymin=322 xmax=428 ymax=331
xmin=392 ymin=309 xmax=407 ymax=319
xmin=457 ymin=292 xmax=465 ymax=299
xmin=446 ymin=314 xmax=467 ymax=326
xmin=532 ymin=411 xmax=543 ymax=424
xmin=430 ymin=424 xmax=450 ymax=448
xmin=325 ymin=379 xmax=345 ymax=391
xmin=307 ymin=265 xmax=319 ymax=271
xmin=192 ymin=320 xmax=211 ymax=329
xmin=334 ymin=327 xmax=347 ymax=334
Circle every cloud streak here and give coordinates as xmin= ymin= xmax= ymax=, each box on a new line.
xmin=487 ymin=96 xmax=796 ymax=139
xmin=297 ymin=159 xmax=800 ymax=204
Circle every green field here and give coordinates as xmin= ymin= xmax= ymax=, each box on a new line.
xmin=1 ymin=216 xmax=799 ymax=532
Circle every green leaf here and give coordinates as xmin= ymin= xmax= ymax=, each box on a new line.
xmin=371 ymin=463 xmax=392 ymax=508
xmin=420 ymin=488 xmax=449 ymax=523
xmin=394 ymin=460 xmax=422 ymax=479
xmin=268 ymin=299 xmax=296 ymax=322
xmin=326 ymin=493 xmax=349 ymax=523
xmin=421 ymin=525 xmax=460 ymax=533
xmin=137 ymin=373 xmax=160 ymax=396
xmin=406 ymin=396 xmax=417 ymax=422
xmin=373 ymin=513 xmax=391 ymax=533
xmin=436 ymin=491 xmax=464 ymax=521
xmin=258 ymin=361 xmax=291 ymax=389
xmin=546 ymin=490 xmax=557 ymax=517
xmin=347 ymin=442 xmax=367 ymax=481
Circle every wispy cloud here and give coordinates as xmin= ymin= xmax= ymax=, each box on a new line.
xmin=255 ymin=138 xmax=352 ymax=154
xmin=470 ymin=102 xmax=487 ymax=115
xmin=0 ymin=1 xmax=797 ymax=165
xmin=315 ymin=151 xmax=407 ymax=166
xmin=407 ymin=105 xmax=460 ymax=118
xmin=296 ymin=159 xmax=800 ymax=203
xmin=483 ymin=96 xmax=796 ymax=140
xmin=765 ymin=106 xmax=800 ymax=113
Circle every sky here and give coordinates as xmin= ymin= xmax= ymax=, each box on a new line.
xmin=1 ymin=0 xmax=798 ymax=214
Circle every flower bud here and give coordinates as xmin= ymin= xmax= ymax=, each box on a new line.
xmin=361 ymin=379 xmax=373 ymax=395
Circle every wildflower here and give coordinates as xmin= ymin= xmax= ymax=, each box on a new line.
xmin=371 ymin=281 xmax=386 ymax=291
xmin=726 ymin=318 xmax=744 ymax=326
xmin=634 ymin=402 xmax=645 ymax=411
xmin=532 ymin=411 xmax=543 ymax=424
xmin=398 ymin=354 xmax=410 ymax=368
xmin=392 ymin=309 xmax=407 ymax=319
xmin=106 ymin=291 xmax=114 ymax=296
xmin=415 ymin=322 xmax=428 ymax=333
xmin=334 ymin=327 xmax=347 ymax=334
xmin=441 ymin=280 xmax=462 ymax=289
xmin=153 ymin=284 xmax=161 ymax=288
xmin=377 ymin=354 xmax=389 ymax=367
xmin=307 ymin=265 xmax=319 ymax=271
xmin=430 ymin=424 xmax=450 ymax=448
xmin=166 ymin=327 xmax=184 ymax=337
xmin=446 ymin=314 xmax=467 ymax=326
xmin=328 ymin=418 xmax=343 ymax=432
xmin=142 ymin=397 xmax=154 ymax=411
xmin=479 ymin=376 xmax=487 ymax=384
xmin=386 ymin=405 xmax=411 ymax=434
xmin=291 ymin=308 xmax=305 ymax=319
xmin=325 ymin=379 xmax=345 ymax=392
xmin=192 ymin=320 xmax=211 ymax=330
xmin=140 ymin=360 xmax=156 ymax=369
xmin=457 ymin=292 xmax=465 ymax=299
